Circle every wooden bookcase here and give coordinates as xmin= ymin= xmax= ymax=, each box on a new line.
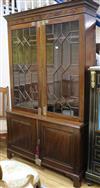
xmin=5 ymin=1 xmax=98 ymax=187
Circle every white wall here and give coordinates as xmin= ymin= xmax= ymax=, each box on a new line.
xmin=0 ymin=16 xmax=9 ymax=88
xmin=0 ymin=16 xmax=11 ymax=110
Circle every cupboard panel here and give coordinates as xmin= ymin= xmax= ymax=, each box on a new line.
xmin=7 ymin=113 xmax=37 ymax=159
xmin=42 ymin=128 xmax=74 ymax=164
xmin=40 ymin=121 xmax=77 ymax=170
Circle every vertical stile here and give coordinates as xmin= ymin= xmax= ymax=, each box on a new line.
xmin=42 ymin=0 xmax=46 ymax=7
xmin=16 ymin=0 xmax=21 ymax=12
xmin=38 ymin=0 xmax=42 ymax=8
xmin=5 ymin=0 xmax=9 ymax=15
xmin=31 ymin=0 xmax=34 ymax=9
xmin=24 ymin=1 xmax=28 ymax=10
xmin=46 ymin=0 xmax=50 ymax=6
xmin=12 ymin=0 xmax=15 ymax=14
xmin=33 ymin=0 xmax=37 ymax=9
xmin=32 ymin=0 xmax=35 ymax=9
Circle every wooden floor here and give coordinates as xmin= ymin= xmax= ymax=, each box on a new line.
xmin=0 ymin=141 xmax=99 ymax=188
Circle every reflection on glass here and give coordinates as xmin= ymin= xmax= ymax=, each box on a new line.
xmin=12 ymin=27 xmax=39 ymax=110
xmin=46 ymin=21 xmax=79 ymax=117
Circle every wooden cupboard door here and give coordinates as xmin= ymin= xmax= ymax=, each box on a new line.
xmin=40 ymin=121 xmax=76 ymax=172
xmin=7 ymin=113 xmax=37 ymax=159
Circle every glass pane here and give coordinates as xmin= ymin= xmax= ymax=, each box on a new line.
xmin=12 ymin=27 xmax=39 ymax=110
xmin=46 ymin=21 xmax=79 ymax=117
